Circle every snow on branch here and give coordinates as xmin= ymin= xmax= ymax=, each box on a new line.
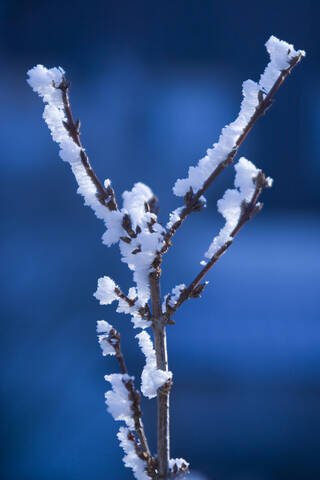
xmin=161 ymin=36 xmax=305 ymax=255
xmin=28 ymin=35 xmax=305 ymax=480
xmin=27 ymin=67 xmax=166 ymax=308
xmin=96 ymin=322 xmax=155 ymax=477
xmin=136 ymin=330 xmax=172 ymax=399
xmin=27 ymin=66 xmax=119 ymax=221
xmin=162 ymin=284 xmax=187 ymax=318
xmin=96 ymin=320 xmax=116 ymax=356
xmin=169 ymin=458 xmax=190 ymax=478
xmin=118 ymin=427 xmax=153 ymax=480
xmin=204 ymin=157 xmax=272 ymax=260
xmin=94 ymin=276 xmax=151 ymax=329
xmin=105 ymin=373 xmax=136 ymax=429
xmin=118 ymin=184 xmax=165 ymax=307
xmin=167 ymin=159 xmax=272 ymax=315
xmin=173 ymin=36 xmax=304 ymax=198
xmin=94 ymin=277 xmax=120 ymax=305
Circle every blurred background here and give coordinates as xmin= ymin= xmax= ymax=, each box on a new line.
xmin=1 ymin=1 xmax=319 ymax=479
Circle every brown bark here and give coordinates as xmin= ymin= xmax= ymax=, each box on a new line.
xmin=149 ymin=271 xmax=171 ymax=479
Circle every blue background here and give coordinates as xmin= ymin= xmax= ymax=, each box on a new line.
xmin=1 ymin=1 xmax=319 ymax=479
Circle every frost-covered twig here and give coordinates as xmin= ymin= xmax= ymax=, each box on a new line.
xmin=161 ymin=37 xmax=305 ymax=256
xmin=167 ymin=159 xmax=272 ymax=315
xmin=57 ymin=76 xmax=118 ymax=210
xmin=97 ymin=321 xmax=156 ymax=477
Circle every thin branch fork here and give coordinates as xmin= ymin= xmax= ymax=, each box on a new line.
xmin=106 ymin=328 xmax=156 ymax=476
xmin=56 ymin=77 xmax=117 ymax=210
xmin=114 ymin=282 xmax=152 ymax=321
xmin=169 ymin=171 xmax=270 ymax=315
xmin=57 ymin=78 xmax=162 ymax=257
xmin=114 ymin=286 xmax=136 ymax=308
xmin=160 ymin=52 xmax=304 ymax=255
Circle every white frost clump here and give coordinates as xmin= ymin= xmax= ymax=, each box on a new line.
xmin=162 ymin=284 xmax=186 ymax=312
xmin=260 ymin=35 xmax=306 ymax=93
xmin=168 ymin=284 xmax=186 ymax=307
xmin=94 ymin=279 xmax=150 ymax=330
xmin=104 ymin=373 xmax=134 ymax=429
xmin=166 ymin=206 xmax=184 ymax=229
xmin=122 ymin=182 xmax=154 ymax=228
xmin=96 ymin=320 xmax=115 ymax=356
xmin=169 ymin=457 xmax=190 ymax=472
xmin=119 ymin=183 xmax=165 ymax=306
xmin=117 ymin=287 xmax=151 ymax=330
xmin=136 ymin=331 xmax=172 ymax=399
xmin=173 ymin=36 xmax=304 ymax=198
xmin=94 ymin=276 xmax=118 ymax=305
xmin=118 ymin=427 xmax=151 ymax=480
xmin=204 ymin=157 xmax=270 ymax=260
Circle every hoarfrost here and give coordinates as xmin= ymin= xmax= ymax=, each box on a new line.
xmin=118 ymin=427 xmax=151 ymax=480
xmin=27 ymin=66 xmax=166 ymax=309
xmin=96 ymin=320 xmax=115 ymax=356
xmin=104 ymin=373 xmax=134 ymax=429
xmin=93 ymin=276 xmax=118 ymax=305
xmin=204 ymin=157 xmax=273 ymax=259
xmin=136 ymin=331 xmax=172 ymax=399
xmin=169 ymin=457 xmax=190 ymax=471
xmin=162 ymin=284 xmax=186 ymax=312
xmin=172 ymin=36 xmax=304 ymax=199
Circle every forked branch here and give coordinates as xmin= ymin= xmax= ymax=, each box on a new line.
xmin=160 ymin=52 xmax=304 ymax=256
xmin=27 ymin=35 xmax=305 ymax=480
xmin=104 ymin=327 xmax=156 ymax=476
xmin=167 ymin=170 xmax=271 ymax=316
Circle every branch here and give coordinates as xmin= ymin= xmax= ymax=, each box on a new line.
xmin=105 ymin=327 xmax=156 ymax=475
xmin=149 ymin=270 xmax=171 ymax=479
xmin=56 ymin=76 xmax=118 ymax=210
xmin=160 ymin=51 xmax=304 ymax=256
xmin=168 ymin=170 xmax=270 ymax=315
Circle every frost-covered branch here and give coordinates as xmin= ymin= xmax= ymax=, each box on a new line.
xmin=58 ymin=76 xmax=118 ymax=210
xmin=94 ymin=275 xmax=152 ymax=328
xmin=28 ymin=35 xmax=305 ymax=480
xmin=97 ymin=321 xmax=156 ymax=478
xmin=166 ymin=159 xmax=272 ymax=316
xmin=27 ymin=66 xmax=118 ymax=216
xmin=27 ymin=65 xmax=166 ymax=311
xmin=161 ymin=36 xmax=305 ymax=256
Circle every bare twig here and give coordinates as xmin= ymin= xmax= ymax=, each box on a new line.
xmin=149 ymin=270 xmax=171 ymax=479
xmin=56 ymin=77 xmax=118 ymax=210
xmin=160 ymin=53 xmax=303 ymax=255
xmin=168 ymin=171 xmax=270 ymax=315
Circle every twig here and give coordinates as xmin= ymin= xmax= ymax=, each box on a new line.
xmin=169 ymin=171 xmax=270 ymax=315
xmin=106 ymin=328 xmax=156 ymax=476
xmin=114 ymin=286 xmax=136 ymax=308
xmin=56 ymin=77 xmax=118 ymax=210
xmin=160 ymin=52 xmax=303 ymax=255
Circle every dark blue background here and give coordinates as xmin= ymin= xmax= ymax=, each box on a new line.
xmin=1 ymin=1 xmax=319 ymax=479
